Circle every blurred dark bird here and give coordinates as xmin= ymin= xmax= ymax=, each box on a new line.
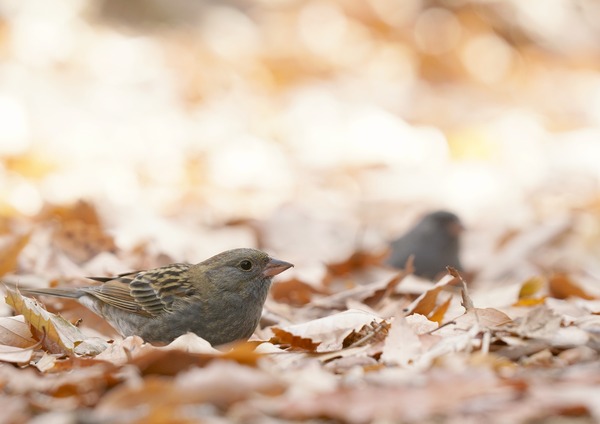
xmin=19 ymin=248 xmax=293 ymax=346
xmin=385 ymin=210 xmax=464 ymax=280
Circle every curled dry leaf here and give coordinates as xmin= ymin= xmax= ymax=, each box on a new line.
xmin=405 ymin=274 xmax=456 ymax=319
xmin=5 ymin=289 xmax=108 ymax=356
xmin=0 ymin=315 xmax=37 ymax=348
xmin=0 ymin=315 xmax=38 ymax=364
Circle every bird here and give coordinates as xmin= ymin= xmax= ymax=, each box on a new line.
xmin=385 ymin=210 xmax=464 ymax=280
xmin=19 ymin=248 xmax=293 ymax=346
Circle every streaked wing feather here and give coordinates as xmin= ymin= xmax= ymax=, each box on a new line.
xmin=131 ymin=263 xmax=193 ymax=315
xmin=83 ymin=277 xmax=149 ymax=315
xmin=84 ymin=263 xmax=194 ymax=317
xmin=87 ymin=270 xmax=141 ymax=283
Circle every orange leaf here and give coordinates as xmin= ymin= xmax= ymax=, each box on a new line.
xmin=270 ymin=327 xmax=321 ymax=352
xmin=407 ymin=286 xmax=443 ymax=316
xmin=429 ymin=295 xmax=452 ymax=324
xmin=271 ymin=278 xmax=324 ymax=306
xmin=0 ymin=233 xmax=30 ymax=277
xmin=548 ymin=273 xmax=595 ymax=300
xmin=325 ymin=250 xmax=388 ymax=278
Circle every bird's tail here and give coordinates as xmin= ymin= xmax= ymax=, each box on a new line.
xmin=18 ymin=287 xmax=83 ymax=299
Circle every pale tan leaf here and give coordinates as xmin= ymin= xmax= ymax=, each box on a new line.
xmin=5 ymin=289 xmax=108 ymax=356
xmin=381 ymin=316 xmax=422 ymax=366
xmin=0 ymin=316 xmax=36 ymax=348
xmin=516 ymin=305 xmax=562 ymax=338
xmin=0 ymin=344 xmax=34 ymax=364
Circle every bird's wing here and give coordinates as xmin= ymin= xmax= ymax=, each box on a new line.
xmin=84 ymin=263 xmax=195 ymax=317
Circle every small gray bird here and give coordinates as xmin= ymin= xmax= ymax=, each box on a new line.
xmin=385 ymin=211 xmax=464 ymax=280
xmin=19 ymin=248 xmax=293 ymax=346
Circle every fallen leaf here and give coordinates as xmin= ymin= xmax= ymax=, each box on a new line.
xmin=270 ymin=309 xmax=384 ymax=352
xmin=518 ymin=276 xmax=545 ymax=299
xmin=312 ymin=271 xmax=405 ymax=310
xmin=364 ymin=271 xmax=407 ymax=308
xmin=5 ymin=289 xmax=108 ymax=356
xmin=0 ymin=233 xmax=30 ymax=277
xmin=429 ymin=295 xmax=453 ymax=324
xmin=0 ymin=344 xmax=35 ymax=364
xmin=40 ymin=201 xmax=117 ymax=264
xmin=0 ymin=315 xmax=37 ymax=348
xmin=381 ymin=316 xmax=422 ymax=366
xmin=516 ymin=305 xmax=562 ymax=338
xmin=455 ymin=308 xmax=514 ymax=330
xmin=549 ymin=273 xmax=596 ymax=300
xmin=325 ymin=250 xmax=388 ymax=279
xmin=96 ymin=361 xmax=283 ymax=421
xmin=405 ymin=274 xmax=457 ymax=318
xmin=271 ymin=278 xmax=325 ymax=306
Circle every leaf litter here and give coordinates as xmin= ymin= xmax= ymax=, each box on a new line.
xmin=2 ymin=1 xmax=600 ymax=423
xmin=2 ymin=204 xmax=600 ymax=423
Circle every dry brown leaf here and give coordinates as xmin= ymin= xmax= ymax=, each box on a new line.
xmin=0 ymin=232 xmax=30 ymax=277
xmin=271 ymin=278 xmax=325 ymax=306
xmin=40 ymin=200 xmax=102 ymax=226
xmin=324 ymin=250 xmax=388 ymax=279
xmin=311 ymin=270 xmax=405 ymax=310
xmin=5 ymin=290 xmax=108 ymax=356
xmin=270 ymin=327 xmax=322 ymax=352
xmin=40 ymin=201 xmax=117 ymax=264
xmin=363 ymin=271 xmax=407 ymax=308
xmin=109 ymin=337 xmax=262 ymax=376
xmin=429 ymin=295 xmax=453 ymax=324
xmin=406 ymin=286 xmax=443 ymax=316
xmin=270 ymin=309 xmax=384 ymax=352
xmin=549 ymin=273 xmax=596 ymax=300
xmin=405 ymin=274 xmax=457 ymax=318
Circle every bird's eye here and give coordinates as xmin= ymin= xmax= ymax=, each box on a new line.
xmin=239 ymin=260 xmax=253 ymax=271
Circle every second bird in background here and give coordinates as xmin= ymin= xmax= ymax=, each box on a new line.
xmin=385 ymin=210 xmax=464 ymax=280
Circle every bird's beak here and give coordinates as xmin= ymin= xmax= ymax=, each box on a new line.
xmin=263 ymin=258 xmax=294 ymax=277
xmin=449 ymin=221 xmax=465 ymax=237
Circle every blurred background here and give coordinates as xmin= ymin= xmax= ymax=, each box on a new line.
xmin=1 ymin=0 xmax=600 ymax=287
